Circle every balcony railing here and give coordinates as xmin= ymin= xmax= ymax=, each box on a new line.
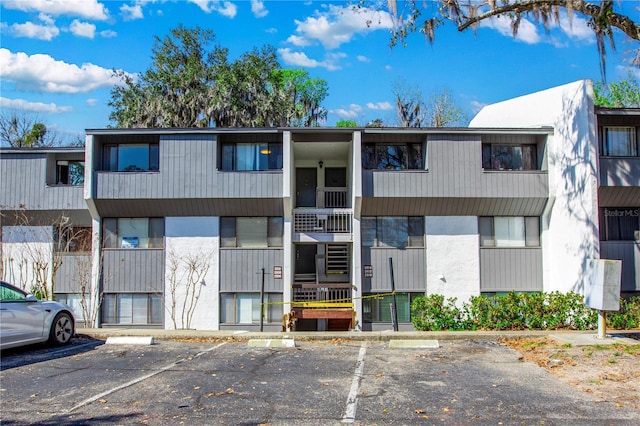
xmin=292 ymin=283 xmax=352 ymax=305
xmin=317 ymin=187 xmax=348 ymax=208
xmin=293 ymin=208 xmax=353 ymax=233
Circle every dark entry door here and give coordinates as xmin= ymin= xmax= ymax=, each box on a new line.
xmin=296 ymin=168 xmax=317 ymax=207
xmin=325 ymin=167 xmax=346 ymax=187
xmin=324 ymin=167 xmax=347 ymax=207
xmin=295 ymin=245 xmax=317 ymax=275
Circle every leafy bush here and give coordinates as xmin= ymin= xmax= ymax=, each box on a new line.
xmin=608 ymin=296 xmax=640 ymax=329
xmin=410 ymin=294 xmax=465 ymax=331
xmin=410 ymin=291 xmax=638 ymax=331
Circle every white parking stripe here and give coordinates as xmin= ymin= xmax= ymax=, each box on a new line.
xmin=66 ymin=342 xmax=226 ymax=413
xmin=341 ymin=342 xmax=367 ymax=424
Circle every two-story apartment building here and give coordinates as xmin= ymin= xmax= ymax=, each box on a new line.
xmin=1 ymin=80 xmax=638 ymax=331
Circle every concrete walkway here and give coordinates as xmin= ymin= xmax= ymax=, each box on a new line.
xmin=77 ymin=327 xmax=639 ymax=346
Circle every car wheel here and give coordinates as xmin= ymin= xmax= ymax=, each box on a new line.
xmin=49 ymin=312 xmax=74 ymax=346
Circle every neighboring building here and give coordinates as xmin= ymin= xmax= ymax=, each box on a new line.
xmin=0 ymin=147 xmax=93 ymax=325
xmin=1 ymin=80 xmax=638 ymax=331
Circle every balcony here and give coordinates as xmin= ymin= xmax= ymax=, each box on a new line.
xmin=293 ymin=209 xmax=352 ymax=233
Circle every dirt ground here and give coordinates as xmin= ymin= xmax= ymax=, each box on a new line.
xmin=501 ymin=336 xmax=640 ymax=411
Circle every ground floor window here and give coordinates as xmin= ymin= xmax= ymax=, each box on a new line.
xmin=54 ymin=293 xmax=86 ymax=321
xmin=363 ymin=292 xmax=421 ymax=323
xmin=220 ymin=293 xmax=282 ymax=324
xmin=101 ymin=293 xmax=163 ymax=325
xmin=479 ymin=216 xmax=540 ymax=247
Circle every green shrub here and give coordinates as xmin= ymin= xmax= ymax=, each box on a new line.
xmin=410 ymin=294 xmax=464 ymax=331
xmin=410 ymin=291 xmax=634 ymax=332
xmin=608 ymin=296 xmax=640 ymax=329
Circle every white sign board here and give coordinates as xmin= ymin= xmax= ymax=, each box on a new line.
xmin=584 ymin=259 xmax=621 ymax=311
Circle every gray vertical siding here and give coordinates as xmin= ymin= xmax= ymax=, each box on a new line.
xmin=1 ymin=153 xmax=86 ymax=211
xmin=480 ymin=248 xmax=543 ymax=292
xmin=361 ymin=134 xmax=548 ymax=216
xmin=362 ymin=248 xmax=426 ymax=292
xmin=219 ymin=249 xmax=284 ymax=292
xmin=600 ymin=242 xmax=640 ymax=291
xmin=102 ymin=249 xmax=165 ymax=293
xmin=54 ymin=254 xmax=92 ymax=292
xmin=599 ymin=158 xmax=640 ymax=187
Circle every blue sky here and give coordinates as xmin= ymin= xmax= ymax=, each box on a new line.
xmin=1 ymin=0 xmax=639 ymax=143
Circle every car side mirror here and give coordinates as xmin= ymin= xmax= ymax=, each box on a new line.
xmin=25 ymin=294 xmax=38 ymax=302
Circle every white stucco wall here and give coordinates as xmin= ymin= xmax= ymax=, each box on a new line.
xmin=426 ymin=216 xmax=480 ymax=305
xmin=164 ymin=217 xmax=219 ymax=330
xmin=471 ymin=80 xmax=599 ymax=295
xmin=1 ymin=226 xmax=53 ymax=293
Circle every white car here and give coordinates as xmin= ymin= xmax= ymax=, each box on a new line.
xmin=0 ymin=281 xmax=75 ymax=350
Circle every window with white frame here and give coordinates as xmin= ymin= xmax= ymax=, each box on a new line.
xmin=101 ymin=293 xmax=163 ymax=325
xmin=479 ymin=216 xmax=540 ymax=247
xmin=601 ymin=127 xmax=639 ymax=157
xmin=221 ymin=142 xmax=282 ymax=171
xmin=362 ymin=143 xmax=423 ymax=170
xmin=103 ymin=143 xmax=159 ymax=172
xmin=220 ymin=293 xmax=282 ymax=324
xmin=600 ymin=208 xmax=640 ymax=241
xmin=361 ymin=217 xmax=424 ymax=248
xmin=220 ymin=217 xmax=283 ymax=248
xmin=482 ymin=144 xmax=538 ymax=171
xmin=102 ymin=218 xmax=164 ymax=248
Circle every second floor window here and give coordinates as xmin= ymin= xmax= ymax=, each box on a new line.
xmin=221 ymin=143 xmax=282 ymax=171
xmin=601 ymin=127 xmax=638 ymax=157
xmin=362 ymin=143 xmax=423 ymax=170
xmin=482 ymin=144 xmax=538 ymax=171
xmin=479 ymin=216 xmax=540 ymax=247
xmin=220 ymin=217 xmax=284 ymax=248
xmin=102 ymin=218 xmax=164 ymax=248
xmin=103 ymin=143 xmax=159 ymax=172
xmin=56 ymin=161 xmax=84 ymax=185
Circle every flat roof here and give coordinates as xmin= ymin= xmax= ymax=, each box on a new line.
xmin=85 ymin=126 xmax=555 ymax=136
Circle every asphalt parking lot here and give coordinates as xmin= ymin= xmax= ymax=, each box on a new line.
xmin=1 ymin=338 xmax=639 ymax=425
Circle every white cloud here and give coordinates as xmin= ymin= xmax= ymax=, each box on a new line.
xmin=554 ymin=15 xmax=594 ymax=42
xmin=385 ymin=65 xmax=392 ymax=71
xmin=266 ymin=28 xmax=277 ymax=34
xmin=289 ymin=4 xmax=393 ymax=49
xmin=470 ymin=100 xmax=488 ymax=114
xmin=69 ymin=20 xmax=96 ymax=38
xmin=251 ymin=0 xmax=268 ymax=18
xmin=480 ymin=16 xmax=541 ymax=44
xmin=366 ymin=101 xmax=392 ymax=110
xmin=0 ymin=48 xmax=131 ymax=94
xmin=356 ymin=55 xmax=370 ymax=63
xmin=188 ymin=0 xmax=237 ymax=17
xmin=331 ymin=104 xmax=362 ymax=119
xmin=100 ymin=29 xmax=117 ymax=38
xmin=278 ymin=48 xmax=346 ymax=71
xmin=86 ymin=98 xmax=99 ymax=106
xmin=2 ymin=0 xmax=109 ymax=20
xmin=7 ymin=20 xmax=60 ymax=40
xmin=121 ymin=4 xmax=144 ymax=21
xmin=0 ymin=96 xmax=72 ymax=113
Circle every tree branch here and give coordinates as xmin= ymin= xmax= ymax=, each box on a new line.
xmin=456 ymin=0 xmax=640 ymax=42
